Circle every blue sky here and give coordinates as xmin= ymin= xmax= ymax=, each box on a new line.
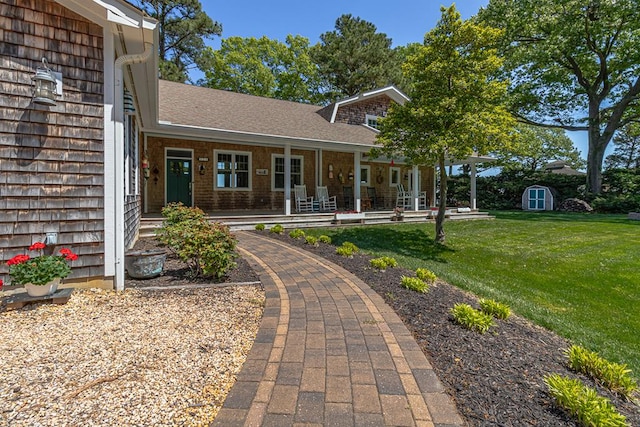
xmin=198 ymin=0 xmax=593 ymax=162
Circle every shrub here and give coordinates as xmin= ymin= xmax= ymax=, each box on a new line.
xmin=157 ymin=206 xmax=237 ymax=279
xmin=255 ymin=223 xmax=265 ymax=231
xmin=370 ymin=256 xmax=398 ymax=270
xmin=336 ymin=241 xmax=358 ymax=257
xmin=401 ymin=276 xmax=428 ymax=293
xmin=450 ymin=303 xmax=495 ymax=334
xmin=566 ymin=345 xmax=638 ymax=398
xmin=415 ymin=268 xmax=437 ymax=284
xmin=269 ymin=224 xmax=284 ymax=234
xmin=479 ymin=299 xmax=511 ymax=320
xmin=305 ymin=236 xmax=318 ymax=246
xmin=289 ymin=229 xmax=305 ymax=239
xmin=318 ymin=235 xmax=332 ymax=244
xmin=544 ymin=374 xmax=628 ymax=427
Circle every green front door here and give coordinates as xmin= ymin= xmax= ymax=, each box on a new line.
xmin=166 ymin=158 xmax=192 ymax=206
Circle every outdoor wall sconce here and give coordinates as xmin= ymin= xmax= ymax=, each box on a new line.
xmin=32 ymin=58 xmax=60 ymax=106
xmin=152 ymin=166 xmax=160 ymax=184
xmin=199 ymin=164 xmax=206 ymax=175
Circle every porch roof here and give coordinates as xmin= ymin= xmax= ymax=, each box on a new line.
xmin=157 ymin=80 xmax=379 ymax=148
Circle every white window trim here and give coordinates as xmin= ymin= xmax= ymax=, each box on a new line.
xmin=364 ymin=114 xmax=380 ymax=131
xmin=529 ymin=188 xmax=545 ymax=210
xmin=214 ymin=149 xmax=252 ymax=191
xmin=360 ymin=165 xmax=371 ymax=186
xmin=389 ymin=167 xmax=401 ymax=187
xmin=271 ymin=154 xmax=304 ymax=191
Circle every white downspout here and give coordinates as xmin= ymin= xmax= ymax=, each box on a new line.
xmin=113 ymin=42 xmax=153 ymax=291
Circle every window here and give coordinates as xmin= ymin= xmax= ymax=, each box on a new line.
xmin=360 ymin=165 xmax=371 ymax=186
xmin=272 ymin=154 xmax=304 ymax=190
xmin=529 ymin=188 xmax=545 ymax=210
xmin=215 ymin=150 xmax=251 ymax=189
xmin=389 ymin=167 xmax=401 ymax=186
xmin=365 ymin=114 xmax=379 ymax=129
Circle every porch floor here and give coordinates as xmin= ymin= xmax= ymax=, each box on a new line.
xmin=139 ymin=208 xmax=493 ymax=238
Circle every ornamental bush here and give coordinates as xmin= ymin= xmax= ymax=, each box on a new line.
xmin=157 ymin=205 xmax=237 ymax=279
xmin=415 ymin=268 xmax=437 ymax=284
xmin=289 ymin=229 xmax=305 ymax=239
xmin=401 ymin=276 xmax=428 ymax=293
xmin=305 ymin=236 xmax=318 ymax=246
xmin=318 ymin=235 xmax=332 ymax=244
xmin=269 ymin=224 xmax=284 ymax=234
xmin=336 ymin=241 xmax=358 ymax=257
xmin=255 ymin=223 xmax=265 ymax=231
xmin=370 ymin=256 xmax=398 ymax=270
xmin=479 ymin=298 xmax=511 ymax=320
xmin=450 ymin=303 xmax=495 ymax=334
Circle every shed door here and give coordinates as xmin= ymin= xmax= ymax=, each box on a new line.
xmin=528 ymin=188 xmax=545 ymax=210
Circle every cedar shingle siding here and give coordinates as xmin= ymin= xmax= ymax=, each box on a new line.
xmin=0 ymin=0 xmax=105 ymax=283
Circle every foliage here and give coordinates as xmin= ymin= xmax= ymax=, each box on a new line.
xmin=415 ymin=268 xmax=437 ymax=284
xmin=376 ymin=5 xmax=515 ymax=243
xmin=400 ymin=276 xmax=428 ymax=293
xmin=254 ymin=223 xmax=265 ymax=231
xmin=310 ymin=14 xmax=398 ymax=99
xmin=336 ymin=241 xmax=358 ymax=257
xmin=606 ymin=123 xmax=640 ymax=170
xmin=494 ymin=124 xmax=585 ymax=172
xmin=132 ymin=0 xmax=222 ymax=83
xmin=479 ymin=298 xmax=511 ymax=320
xmin=201 ymin=35 xmax=324 ymax=104
xmin=478 ymin=0 xmax=640 ymax=194
xmin=6 ymin=242 xmax=77 ymax=286
xmin=303 ymin=212 xmax=640 ymax=372
xmin=289 ymin=229 xmax=305 ymax=239
xmin=370 ymin=256 xmax=398 ymax=270
xmin=318 ymin=235 xmax=332 ymax=244
xmin=590 ymin=168 xmax=640 ymax=212
xmin=450 ymin=303 xmax=495 ymax=334
xmin=304 ymin=236 xmax=318 ymax=246
xmin=544 ymin=374 xmax=628 ymax=427
xmin=269 ymin=224 xmax=284 ymax=234
xmin=157 ymin=204 xmax=237 ymax=278
xmin=566 ymin=345 xmax=638 ymax=398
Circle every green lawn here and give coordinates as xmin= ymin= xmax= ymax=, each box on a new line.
xmin=306 ymin=211 xmax=640 ymax=374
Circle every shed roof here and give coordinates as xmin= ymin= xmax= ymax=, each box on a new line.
xmin=158 ymin=80 xmax=380 ymax=146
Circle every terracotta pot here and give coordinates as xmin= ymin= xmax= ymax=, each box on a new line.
xmin=24 ymin=278 xmax=60 ymax=297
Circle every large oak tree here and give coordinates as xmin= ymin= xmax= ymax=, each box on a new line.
xmin=376 ymin=5 xmax=515 ymax=243
xmin=478 ymin=0 xmax=640 ymax=194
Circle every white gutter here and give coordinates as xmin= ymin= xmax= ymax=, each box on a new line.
xmin=113 ymin=42 xmax=153 ymax=291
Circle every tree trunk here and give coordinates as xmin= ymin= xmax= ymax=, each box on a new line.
xmin=586 ymin=126 xmax=607 ymax=194
xmin=435 ymin=154 xmax=448 ymax=244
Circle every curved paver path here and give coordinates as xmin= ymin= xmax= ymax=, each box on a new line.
xmin=213 ymin=231 xmax=463 ymax=427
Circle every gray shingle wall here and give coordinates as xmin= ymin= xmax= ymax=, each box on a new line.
xmin=0 ymin=0 xmax=105 ymax=283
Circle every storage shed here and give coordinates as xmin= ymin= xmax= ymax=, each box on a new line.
xmin=522 ymin=185 xmax=554 ymax=211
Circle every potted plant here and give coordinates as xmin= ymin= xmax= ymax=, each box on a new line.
xmin=392 ymin=207 xmax=404 ymax=221
xmin=6 ymin=242 xmax=78 ymax=297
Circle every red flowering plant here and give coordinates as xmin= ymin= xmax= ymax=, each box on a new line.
xmin=6 ymin=242 xmax=78 ymax=286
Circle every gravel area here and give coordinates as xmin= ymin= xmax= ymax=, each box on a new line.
xmin=1 ymin=278 xmax=263 ymax=426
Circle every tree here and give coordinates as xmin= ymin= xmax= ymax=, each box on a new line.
xmin=605 ymin=123 xmax=640 ymax=170
xmin=478 ymin=0 xmax=640 ymax=194
xmin=311 ymin=14 xmax=398 ymax=100
xmin=496 ymin=124 xmax=585 ymax=171
xmin=376 ymin=5 xmax=515 ymax=243
xmin=133 ymin=0 xmax=222 ymax=83
xmin=200 ymin=35 xmax=324 ymax=104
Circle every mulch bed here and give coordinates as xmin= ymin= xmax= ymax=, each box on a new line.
xmin=127 ymin=234 xmax=639 ymax=426
xmin=263 ymin=231 xmax=640 ymax=427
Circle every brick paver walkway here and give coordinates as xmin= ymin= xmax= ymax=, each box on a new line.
xmin=212 ymin=231 xmax=463 ymax=427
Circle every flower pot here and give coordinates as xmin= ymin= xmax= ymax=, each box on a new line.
xmin=125 ymin=249 xmax=166 ymax=279
xmin=24 ymin=278 xmax=60 ymax=297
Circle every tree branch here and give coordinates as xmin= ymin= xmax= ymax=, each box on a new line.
xmin=515 ymin=114 xmax=588 ymax=131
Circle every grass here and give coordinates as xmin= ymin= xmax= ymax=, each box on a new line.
xmin=305 ymin=211 xmax=640 ymax=374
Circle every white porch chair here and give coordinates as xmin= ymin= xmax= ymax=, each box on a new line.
xmin=316 ymin=186 xmax=337 ymax=211
xmin=395 ymin=184 xmax=412 ymax=209
xmin=294 ymin=184 xmax=314 ymax=212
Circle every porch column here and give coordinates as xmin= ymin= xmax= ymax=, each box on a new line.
xmin=470 ymin=162 xmax=477 ymax=210
xmin=354 ymin=153 xmax=361 ymax=212
xmin=284 ymin=144 xmax=291 ymax=215
xmin=318 ymin=149 xmax=323 ymax=187
xmin=412 ymin=165 xmax=419 ymax=211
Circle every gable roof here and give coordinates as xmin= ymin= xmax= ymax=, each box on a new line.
xmin=155 ymin=80 xmax=387 ymax=150
xmin=322 ymin=86 xmax=409 ymax=123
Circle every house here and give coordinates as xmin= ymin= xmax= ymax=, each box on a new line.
xmin=1 ymin=0 xmax=486 ymax=291
xmin=522 ymin=185 xmax=555 ymax=211
xmin=0 ymin=0 xmax=157 ymax=291
xmin=543 ymin=160 xmax=584 ymax=176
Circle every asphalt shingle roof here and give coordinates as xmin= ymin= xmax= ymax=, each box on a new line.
xmin=158 ymin=80 xmax=378 ymax=146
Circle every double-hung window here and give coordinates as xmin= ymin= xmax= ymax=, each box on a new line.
xmin=365 ymin=114 xmax=380 ymax=130
xmin=272 ymin=154 xmax=304 ymax=190
xmin=215 ymin=150 xmax=251 ymax=189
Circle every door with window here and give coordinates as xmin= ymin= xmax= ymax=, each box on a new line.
xmin=166 ymin=150 xmax=192 ymax=207
xmin=529 ymin=188 xmax=545 ymax=210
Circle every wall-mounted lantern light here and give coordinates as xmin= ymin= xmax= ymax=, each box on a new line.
xmin=32 ymin=58 xmax=60 ymax=106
